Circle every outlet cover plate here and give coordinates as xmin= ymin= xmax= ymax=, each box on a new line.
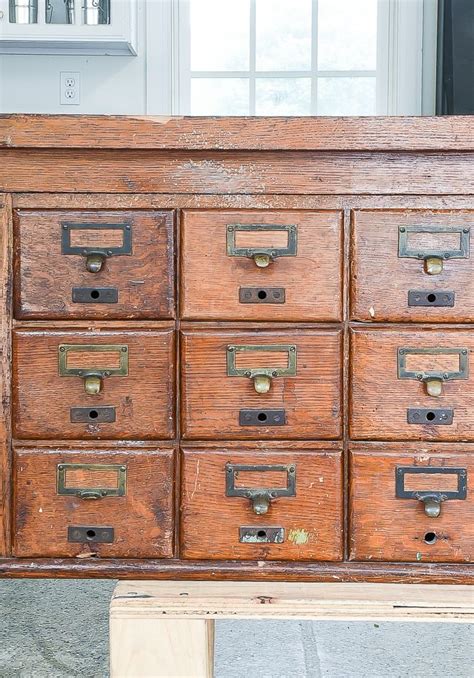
xmin=60 ymin=71 xmax=81 ymax=106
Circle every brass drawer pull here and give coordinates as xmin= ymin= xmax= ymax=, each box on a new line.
xmin=398 ymin=225 xmax=470 ymax=275
xmin=226 ymin=344 xmax=297 ymax=394
xmin=397 ymin=347 xmax=469 ymax=397
xmin=58 ymin=344 xmax=129 ymax=395
xmin=57 ymin=463 xmax=127 ymax=499
xmin=61 ymin=222 xmax=132 ymax=273
xmin=226 ymin=463 xmax=296 ymax=515
xmin=396 ymin=466 xmax=467 ymax=517
xmin=226 ymin=223 xmax=297 ymax=268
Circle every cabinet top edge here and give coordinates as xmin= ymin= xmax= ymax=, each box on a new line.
xmin=1 ymin=115 xmax=473 ymax=151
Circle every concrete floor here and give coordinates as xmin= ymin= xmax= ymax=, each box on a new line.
xmin=0 ymin=580 xmax=472 ymax=677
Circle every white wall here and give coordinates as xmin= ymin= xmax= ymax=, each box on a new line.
xmin=0 ymin=2 xmax=148 ymax=114
xmin=0 ymin=0 xmax=436 ymax=116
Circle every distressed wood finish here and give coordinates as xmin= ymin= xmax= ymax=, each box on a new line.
xmin=2 ymin=115 xmax=473 ymax=151
xmin=13 ymin=327 xmax=176 ymax=440
xmin=181 ymin=210 xmax=343 ymax=321
xmin=180 ymin=447 xmax=343 ymax=561
xmin=14 ymin=447 xmax=175 ymax=558
xmin=0 ymin=196 xmax=12 ymax=556
xmin=350 ymin=327 xmax=474 ymax=441
xmin=2 ymin=150 xmax=474 ymax=195
xmin=351 ymin=210 xmax=474 ymax=323
xmin=0 ymin=115 xmax=473 ymax=582
xmin=181 ymin=329 xmax=342 ymax=440
xmin=14 ymin=209 xmax=175 ymax=320
xmin=349 ymin=447 xmax=474 ymax=563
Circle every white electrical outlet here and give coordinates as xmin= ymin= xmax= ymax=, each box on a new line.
xmin=60 ymin=71 xmax=81 ymax=106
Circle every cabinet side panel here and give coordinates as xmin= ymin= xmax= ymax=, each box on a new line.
xmin=0 ymin=195 xmax=12 ymax=555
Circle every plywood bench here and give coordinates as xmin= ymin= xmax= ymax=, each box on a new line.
xmin=109 ymin=581 xmax=474 ymax=677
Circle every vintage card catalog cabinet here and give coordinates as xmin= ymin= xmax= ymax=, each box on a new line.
xmin=0 ymin=115 xmax=472 ymax=584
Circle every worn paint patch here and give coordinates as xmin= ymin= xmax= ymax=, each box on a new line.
xmin=288 ymin=528 xmax=310 ymax=545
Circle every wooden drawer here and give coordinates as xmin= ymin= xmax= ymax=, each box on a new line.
xmin=13 ymin=447 xmax=175 ymax=558
xmin=350 ymin=328 xmax=474 ymax=441
xmin=349 ymin=445 xmax=474 ymax=562
xmin=351 ymin=210 xmax=474 ymax=322
xmin=13 ymin=327 xmax=175 ymax=440
xmin=181 ymin=210 xmax=342 ymax=321
xmin=14 ymin=210 xmax=175 ymax=319
xmin=181 ymin=447 xmax=343 ymax=560
xmin=181 ymin=329 xmax=342 ymax=440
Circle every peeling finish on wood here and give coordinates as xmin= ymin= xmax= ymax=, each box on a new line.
xmin=1 ymin=115 xmax=473 ymax=151
xmin=0 ymin=196 xmax=12 ymax=556
xmin=1 ymin=116 xmax=473 ymax=583
xmin=1 ymin=150 xmax=474 ymax=195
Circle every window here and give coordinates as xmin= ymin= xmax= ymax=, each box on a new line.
xmin=176 ymin=0 xmax=384 ymax=115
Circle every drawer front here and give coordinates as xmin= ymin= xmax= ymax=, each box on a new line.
xmin=181 ymin=448 xmax=343 ymax=560
xmin=351 ymin=328 xmax=474 ymax=441
xmin=14 ymin=210 xmax=175 ymax=319
xmin=351 ymin=210 xmax=474 ymax=322
xmin=13 ymin=447 xmax=175 ymax=558
xmin=181 ymin=330 xmax=342 ymax=439
xmin=13 ymin=328 xmax=175 ymax=439
xmin=350 ymin=448 xmax=473 ymax=562
xmin=181 ymin=210 xmax=342 ymax=321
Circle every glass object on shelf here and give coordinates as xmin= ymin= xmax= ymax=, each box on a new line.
xmin=256 ymin=78 xmax=311 ymax=115
xmin=256 ymin=0 xmax=312 ymax=71
xmin=191 ymin=78 xmax=249 ymax=115
xmin=9 ymin=0 xmax=38 ymax=23
xmin=83 ymin=0 xmax=110 ymax=25
xmin=46 ymin=0 xmax=75 ymax=24
xmin=317 ymin=77 xmax=376 ymax=115
xmin=190 ymin=0 xmax=250 ymax=71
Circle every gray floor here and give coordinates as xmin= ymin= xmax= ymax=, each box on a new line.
xmin=0 ymin=580 xmax=472 ymax=678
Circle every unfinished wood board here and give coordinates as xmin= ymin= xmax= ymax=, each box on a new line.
xmin=110 ymin=581 xmax=474 ymax=623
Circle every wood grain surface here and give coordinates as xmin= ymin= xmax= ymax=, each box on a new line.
xmin=0 ymin=197 xmax=12 ymax=555
xmin=1 ymin=115 xmax=473 ymax=151
xmin=181 ymin=329 xmax=342 ymax=439
xmin=1 ymin=116 xmax=474 ymax=582
xmin=180 ymin=448 xmax=343 ymax=561
xmin=14 ymin=209 xmax=175 ymax=320
xmin=13 ymin=447 xmax=175 ymax=558
xmin=351 ymin=210 xmax=474 ymax=322
xmin=350 ymin=327 xmax=474 ymax=441
xmin=12 ymin=194 xmax=474 ymax=211
xmin=350 ymin=447 xmax=474 ymax=563
xmin=13 ymin=328 xmax=176 ymax=440
xmin=181 ymin=210 xmax=342 ymax=321
xmin=0 ymin=558 xmax=471 ymax=584
xmin=2 ymin=150 xmax=474 ymax=195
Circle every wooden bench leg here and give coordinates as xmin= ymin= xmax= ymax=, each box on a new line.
xmin=110 ymin=616 xmax=215 ymax=678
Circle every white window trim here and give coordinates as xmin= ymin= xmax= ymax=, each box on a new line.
xmin=146 ymin=0 xmax=435 ymax=116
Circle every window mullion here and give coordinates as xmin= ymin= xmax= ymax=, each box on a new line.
xmin=311 ymin=0 xmax=318 ymax=115
xmin=249 ymin=0 xmax=256 ymax=115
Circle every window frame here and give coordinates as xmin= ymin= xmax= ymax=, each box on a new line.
xmin=146 ymin=0 xmax=434 ymax=116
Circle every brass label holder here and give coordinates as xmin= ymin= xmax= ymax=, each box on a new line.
xmin=226 ymin=463 xmax=296 ymax=515
xmin=57 ymin=463 xmax=127 ymax=500
xmin=58 ymin=344 xmax=129 ymax=395
xmin=395 ymin=466 xmax=467 ymax=518
xmin=226 ymin=344 xmax=297 ymax=394
xmin=397 ymin=346 xmax=469 ymax=397
xmin=226 ymin=223 xmax=297 ymax=268
xmin=61 ymin=222 xmax=132 ymax=273
xmin=398 ymin=225 xmax=470 ymax=275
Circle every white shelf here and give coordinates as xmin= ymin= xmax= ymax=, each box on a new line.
xmin=0 ymin=0 xmax=137 ymax=55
